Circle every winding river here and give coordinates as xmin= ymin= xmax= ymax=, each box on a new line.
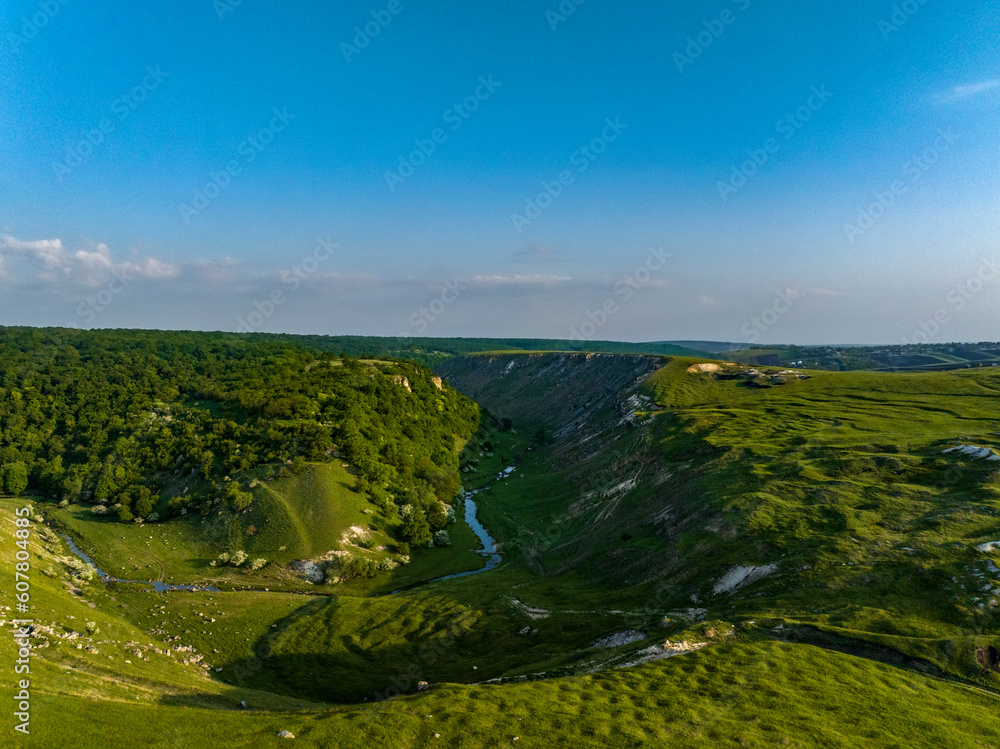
xmin=422 ymin=494 xmax=502 ymax=584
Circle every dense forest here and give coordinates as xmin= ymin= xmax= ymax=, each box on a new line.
xmin=0 ymin=327 xmax=479 ymax=543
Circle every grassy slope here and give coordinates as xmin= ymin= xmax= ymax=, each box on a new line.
xmin=50 ymin=462 xmax=484 ymax=593
xmin=640 ymin=358 xmax=1000 ymax=679
xmin=22 ymin=643 xmax=1000 ymax=748
xmin=0 ymin=498 xmax=313 ymax=711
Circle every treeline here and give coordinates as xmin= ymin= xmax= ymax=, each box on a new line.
xmin=255 ymin=334 xmax=709 ymax=368
xmin=0 ymin=327 xmax=478 ymax=541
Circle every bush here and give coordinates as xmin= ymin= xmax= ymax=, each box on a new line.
xmin=341 ymin=556 xmax=378 ymax=580
xmin=433 ymin=530 xmax=451 ymax=547
xmin=250 ymin=558 xmax=267 ymax=571
xmin=66 ymin=558 xmax=95 ymax=582
xmin=85 ymin=621 xmax=100 ymax=635
xmin=231 ymin=550 xmax=249 ymax=567
xmin=91 ymin=505 xmax=108 ymax=515
xmin=216 ymin=552 xmax=231 ymax=565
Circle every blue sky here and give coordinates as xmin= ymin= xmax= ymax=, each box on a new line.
xmin=1 ymin=0 xmax=998 ymax=344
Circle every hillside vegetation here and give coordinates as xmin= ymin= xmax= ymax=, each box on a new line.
xmin=0 ymin=327 xmax=478 ymax=552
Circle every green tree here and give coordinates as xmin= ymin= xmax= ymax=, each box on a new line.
xmin=2 ymin=463 xmax=29 ymax=495
xmin=400 ymin=506 xmax=432 ymax=547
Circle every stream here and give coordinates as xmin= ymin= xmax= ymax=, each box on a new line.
xmin=61 ymin=534 xmax=219 ymax=593
xmin=420 ymin=494 xmax=502 ymax=584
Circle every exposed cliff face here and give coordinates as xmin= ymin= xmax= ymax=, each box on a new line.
xmin=437 ymin=353 xmax=664 ymax=434
xmin=437 ymin=354 xmax=700 ymax=587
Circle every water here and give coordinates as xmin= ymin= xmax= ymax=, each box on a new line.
xmin=61 ymin=534 xmax=219 ymax=593
xmin=424 ymin=496 xmax=502 ymax=583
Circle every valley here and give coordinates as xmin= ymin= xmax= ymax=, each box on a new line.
xmin=2 ymin=331 xmax=999 ymax=746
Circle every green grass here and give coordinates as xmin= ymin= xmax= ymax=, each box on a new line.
xmin=19 ymin=643 xmax=1000 ymax=748
xmin=233 ymin=462 xmax=377 ymax=563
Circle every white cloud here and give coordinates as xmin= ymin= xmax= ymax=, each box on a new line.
xmin=1 ymin=235 xmax=179 ymax=288
xmin=469 ymin=274 xmax=573 ymax=288
xmin=936 ymin=79 xmax=1000 ymax=102
xmin=1 ymin=235 xmax=66 ymax=268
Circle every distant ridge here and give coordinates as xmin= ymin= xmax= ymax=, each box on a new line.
xmin=262 ymin=334 xmax=714 ymax=367
xmin=656 ymin=340 xmax=742 ymax=354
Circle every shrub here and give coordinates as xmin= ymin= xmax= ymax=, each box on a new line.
xmin=231 ymin=550 xmax=249 ymax=567
xmin=216 ymin=552 xmax=231 ymax=565
xmin=433 ymin=530 xmax=451 ymax=547
xmin=85 ymin=621 xmax=100 ymax=635
xmin=250 ymin=558 xmax=267 ymax=571
xmin=341 ymin=557 xmax=378 ymax=580
xmin=66 ymin=558 xmax=95 ymax=582
xmin=91 ymin=505 xmax=108 ymax=515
